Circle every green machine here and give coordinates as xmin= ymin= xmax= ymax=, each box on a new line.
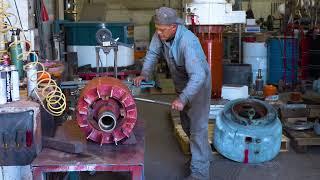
xmin=54 ymin=21 xmax=135 ymax=68
xmin=54 ymin=21 xmax=134 ymax=46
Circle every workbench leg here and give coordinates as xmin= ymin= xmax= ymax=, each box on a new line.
xmin=131 ymin=166 xmax=143 ymax=180
xmin=32 ymin=168 xmax=45 ymax=180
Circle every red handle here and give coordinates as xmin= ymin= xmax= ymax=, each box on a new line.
xmin=244 ymin=149 xmax=249 ymax=163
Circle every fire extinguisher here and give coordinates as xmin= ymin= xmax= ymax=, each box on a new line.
xmin=41 ymin=0 xmax=49 ymax=22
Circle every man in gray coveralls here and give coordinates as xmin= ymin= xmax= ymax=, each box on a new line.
xmin=133 ymin=7 xmax=212 ymax=180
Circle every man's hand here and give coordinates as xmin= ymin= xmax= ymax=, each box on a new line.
xmin=133 ymin=76 xmax=146 ymax=86
xmin=171 ymin=98 xmax=184 ymax=111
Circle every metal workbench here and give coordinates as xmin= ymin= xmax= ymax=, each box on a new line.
xmin=31 ymin=120 xmax=144 ymax=180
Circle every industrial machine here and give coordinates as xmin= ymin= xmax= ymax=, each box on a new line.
xmin=54 ymin=21 xmax=134 ymax=68
xmin=184 ymin=0 xmax=246 ymax=98
xmin=214 ymin=98 xmax=282 ymax=163
xmin=76 ymin=77 xmax=138 ymax=145
xmin=95 ymin=25 xmax=121 ymax=78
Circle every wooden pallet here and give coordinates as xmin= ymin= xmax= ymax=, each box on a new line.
xmin=284 ymin=127 xmax=320 ymax=153
xmin=174 ymin=122 xmax=219 ymax=155
xmin=170 ymin=110 xmax=290 ymax=155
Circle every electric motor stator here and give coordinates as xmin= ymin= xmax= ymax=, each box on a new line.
xmin=214 ymin=98 xmax=282 ymax=163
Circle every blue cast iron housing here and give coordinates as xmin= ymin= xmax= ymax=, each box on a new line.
xmin=214 ymin=98 xmax=282 ymax=163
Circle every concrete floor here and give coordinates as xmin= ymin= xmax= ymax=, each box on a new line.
xmin=81 ymin=94 xmax=320 ymax=180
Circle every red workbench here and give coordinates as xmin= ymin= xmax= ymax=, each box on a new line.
xmin=31 ymin=120 xmax=144 ymax=180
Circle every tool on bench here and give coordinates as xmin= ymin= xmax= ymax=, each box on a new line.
xmin=42 ymin=137 xmax=85 ymax=154
xmin=135 ymin=80 xmax=156 ymax=88
xmin=60 ymin=80 xmax=88 ymax=89
xmin=124 ymin=80 xmax=156 ymax=89
xmin=41 ymin=106 xmax=85 ymax=154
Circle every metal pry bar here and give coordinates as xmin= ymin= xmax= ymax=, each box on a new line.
xmin=134 ymin=97 xmax=171 ymax=106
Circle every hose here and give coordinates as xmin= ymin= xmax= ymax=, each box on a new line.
xmin=24 ymin=55 xmax=66 ymax=117
xmin=0 ymin=0 xmax=66 ymax=116
xmin=0 ymin=0 xmax=17 ymax=55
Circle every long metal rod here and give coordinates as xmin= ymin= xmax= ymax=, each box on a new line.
xmin=239 ymin=24 xmax=242 ymax=64
xmin=114 ymin=48 xmax=118 ymax=78
xmin=96 ymin=47 xmax=100 ymax=75
xmin=134 ymin=97 xmax=171 ymax=106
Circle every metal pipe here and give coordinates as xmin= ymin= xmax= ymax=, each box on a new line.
xmin=98 ymin=111 xmax=117 ymax=132
xmin=239 ymin=24 xmax=242 ymax=64
xmin=95 ymin=47 xmax=100 ymax=74
xmin=114 ymin=47 xmax=118 ymax=78
xmin=134 ymin=97 xmax=171 ymax=106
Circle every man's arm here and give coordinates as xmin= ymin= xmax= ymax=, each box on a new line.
xmin=179 ymin=38 xmax=207 ymax=105
xmin=141 ymin=33 xmax=162 ymax=79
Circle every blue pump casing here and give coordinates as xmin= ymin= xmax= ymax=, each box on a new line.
xmin=214 ymin=99 xmax=282 ymax=163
